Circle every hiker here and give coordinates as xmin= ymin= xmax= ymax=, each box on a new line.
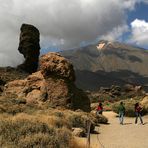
xmin=135 ymin=103 xmax=144 ymax=125
xmin=118 ymin=102 xmax=125 ymax=125
xmin=96 ymin=102 xmax=103 ymax=115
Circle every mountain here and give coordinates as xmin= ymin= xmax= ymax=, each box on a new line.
xmin=60 ymin=40 xmax=148 ymax=91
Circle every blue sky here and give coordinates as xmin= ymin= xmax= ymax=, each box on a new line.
xmin=123 ymin=2 xmax=148 ymax=49
xmin=0 ymin=0 xmax=148 ymax=66
xmin=127 ymin=2 xmax=148 ymax=22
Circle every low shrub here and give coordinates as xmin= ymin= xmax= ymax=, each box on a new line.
xmin=95 ymin=114 xmax=108 ymax=124
xmin=0 ymin=115 xmax=73 ymax=148
xmin=68 ymin=114 xmax=86 ymax=128
xmin=0 ymin=96 xmax=39 ymax=115
xmin=141 ymin=96 xmax=148 ymax=112
xmin=66 ymin=111 xmax=96 ymax=133
xmin=18 ymin=133 xmax=54 ymax=148
xmin=18 ymin=128 xmax=72 ymax=148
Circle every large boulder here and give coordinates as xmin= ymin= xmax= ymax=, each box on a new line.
xmin=4 ymin=53 xmax=90 ymax=112
xmin=40 ymin=52 xmax=75 ymax=81
xmin=4 ymin=71 xmax=47 ymax=103
xmin=17 ymin=24 xmax=40 ymax=73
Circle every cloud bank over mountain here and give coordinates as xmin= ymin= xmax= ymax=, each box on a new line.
xmin=0 ymin=0 xmax=147 ymax=66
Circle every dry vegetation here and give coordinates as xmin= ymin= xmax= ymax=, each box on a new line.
xmin=0 ymin=96 xmax=108 ymax=148
xmin=0 ymin=112 xmax=72 ymax=148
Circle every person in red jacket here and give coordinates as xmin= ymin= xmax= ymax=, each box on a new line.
xmin=96 ymin=102 xmax=103 ymax=115
xmin=135 ymin=103 xmax=144 ymax=125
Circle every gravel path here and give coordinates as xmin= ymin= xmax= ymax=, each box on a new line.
xmin=90 ymin=111 xmax=148 ymax=148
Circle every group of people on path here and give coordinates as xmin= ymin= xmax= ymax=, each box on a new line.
xmin=96 ymin=101 xmax=144 ymax=125
xmin=118 ymin=101 xmax=144 ymax=125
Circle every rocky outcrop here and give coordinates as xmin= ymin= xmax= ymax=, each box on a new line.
xmin=88 ymin=84 xmax=146 ymax=102
xmin=0 ymin=67 xmax=28 ymax=95
xmin=4 ymin=53 xmax=90 ymax=112
xmin=17 ymin=24 xmax=40 ymax=73
xmin=40 ymin=52 xmax=75 ymax=81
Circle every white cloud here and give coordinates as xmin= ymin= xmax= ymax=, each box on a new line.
xmin=130 ymin=19 xmax=148 ymax=46
xmin=0 ymin=0 xmax=146 ymax=67
xmin=122 ymin=0 xmax=137 ymax=10
xmin=100 ymin=24 xmax=129 ymax=41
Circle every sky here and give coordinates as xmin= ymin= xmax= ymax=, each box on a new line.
xmin=0 ymin=0 xmax=148 ymax=67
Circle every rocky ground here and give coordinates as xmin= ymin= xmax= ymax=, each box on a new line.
xmin=88 ymin=84 xmax=146 ymax=103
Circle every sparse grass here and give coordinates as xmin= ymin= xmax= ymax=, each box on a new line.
xmin=38 ymin=109 xmax=97 ymax=132
xmin=0 ymin=94 xmax=108 ymax=147
xmin=0 ymin=113 xmax=74 ymax=148
xmin=0 ymin=96 xmax=41 ymax=115
xmin=0 ymin=107 xmax=104 ymax=147
xmin=141 ymin=96 xmax=148 ymax=112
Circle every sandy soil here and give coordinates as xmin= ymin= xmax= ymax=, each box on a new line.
xmin=90 ymin=111 xmax=148 ymax=148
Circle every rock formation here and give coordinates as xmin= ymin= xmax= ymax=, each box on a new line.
xmin=88 ymin=84 xmax=146 ymax=103
xmin=4 ymin=52 xmax=90 ymax=112
xmin=0 ymin=67 xmax=28 ymax=95
xmin=17 ymin=24 xmax=40 ymax=73
xmin=40 ymin=52 xmax=75 ymax=81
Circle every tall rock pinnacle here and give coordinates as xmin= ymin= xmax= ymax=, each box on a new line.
xmin=17 ymin=24 xmax=40 ymax=73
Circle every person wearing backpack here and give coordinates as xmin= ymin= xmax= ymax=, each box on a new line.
xmin=118 ymin=102 xmax=125 ymax=125
xmin=135 ymin=103 xmax=144 ymax=125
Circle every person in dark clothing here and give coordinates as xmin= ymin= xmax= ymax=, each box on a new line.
xmin=96 ymin=102 xmax=103 ymax=115
xmin=118 ymin=102 xmax=125 ymax=125
xmin=135 ymin=103 xmax=144 ymax=125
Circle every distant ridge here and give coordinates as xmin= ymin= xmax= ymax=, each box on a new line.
xmin=61 ymin=40 xmax=148 ymax=91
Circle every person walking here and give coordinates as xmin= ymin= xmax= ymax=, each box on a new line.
xmin=135 ymin=103 xmax=144 ymax=125
xmin=96 ymin=102 xmax=103 ymax=115
xmin=118 ymin=102 xmax=125 ymax=125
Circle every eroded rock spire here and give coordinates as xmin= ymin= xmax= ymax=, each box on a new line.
xmin=17 ymin=24 xmax=40 ymax=73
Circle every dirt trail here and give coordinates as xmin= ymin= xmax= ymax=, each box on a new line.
xmin=90 ymin=111 xmax=148 ymax=148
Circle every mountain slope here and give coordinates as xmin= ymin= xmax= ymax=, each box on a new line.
xmin=60 ymin=40 xmax=148 ymax=91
